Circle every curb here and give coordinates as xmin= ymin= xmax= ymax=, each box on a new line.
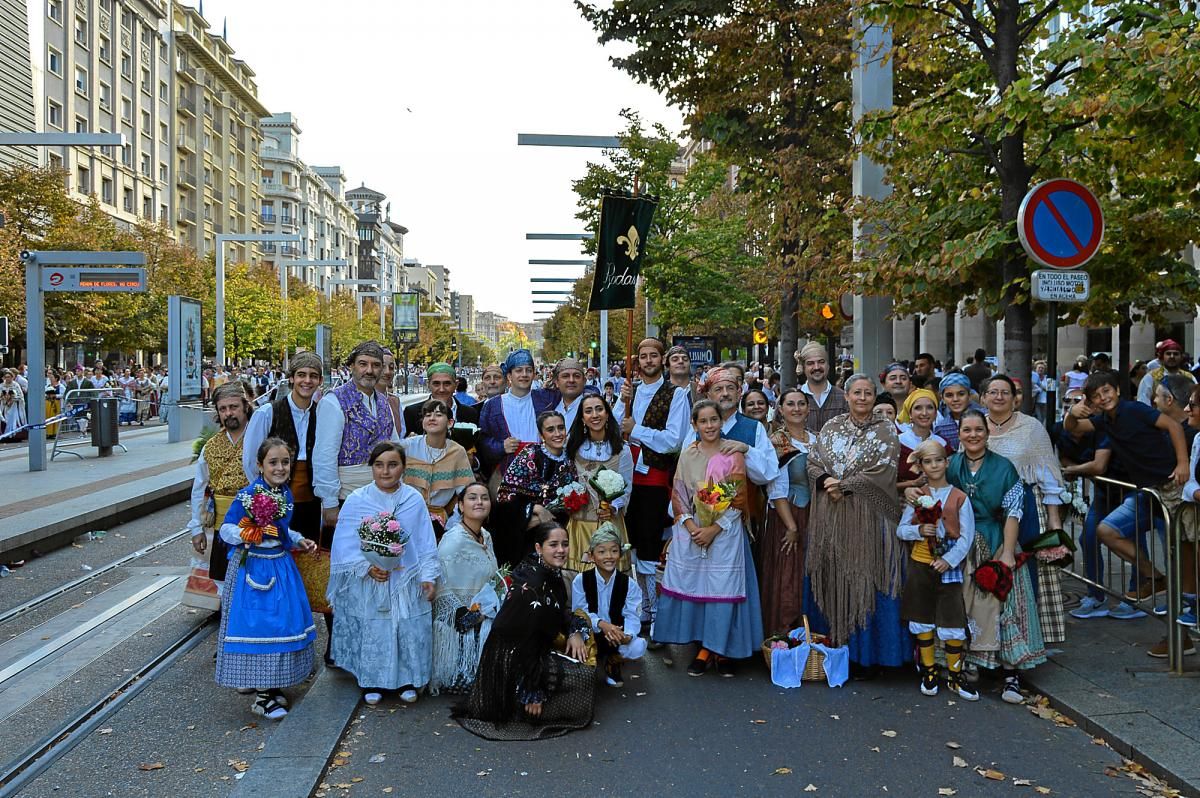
xmin=1024 ymin=661 xmax=1200 ymax=798
xmin=229 ymin=667 xmax=362 ymax=798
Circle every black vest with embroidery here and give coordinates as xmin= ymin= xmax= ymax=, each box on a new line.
xmin=268 ymin=397 xmax=317 ymax=488
xmin=638 ymin=380 xmax=679 ymax=471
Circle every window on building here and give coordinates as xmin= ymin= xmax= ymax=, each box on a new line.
xmin=98 ymin=35 xmax=110 ymax=62
xmin=76 ymin=166 xmax=90 ymax=194
xmin=140 ymin=153 xmax=150 ymax=176
xmin=140 ymin=68 xmax=150 ymax=95
xmin=101 ymin=177 xmax=113 ymax=204
xmin=159 ymin=122 xmax=167 ymax=142
xmin=47 ymin=47 xmax=61 ymax=75
xmin=99 ymin=0 xmax=111 ymax=12
xmin=74 ymin=17 xmax=87 ymax=47
xmin=141 ymin=28 xmax=151 ymax=45
xmin=159 ymin=81 xmax=167 ymax=101
xmin=48 ymin=152 xmax=63 ymax=173
xmin=121 ymin=143 xmax=131 ymax=166
xmin=121 ymin=53 xmax=131 ymax=78
xmin=159 ymin=163 xmax=167 ymax=182
xmin=121 ymin=8 xmax=132 ymax=29
xmin=121 ymin=97 xmax=132 ymax=121
xmin=74 ymin=65 xmax=87 ymax=95
xmin=48 ymin=0 xmax=61 ymax=23
xmin=140 ymin=109 xmax=150 ymax=130
xmin=47 ymin=99 xmax=62 ymax=128
xmin=75 ymin=116 xmax=87 ymax=133
xmin=99 ymin=82 xmax=111 ymax=108
xmin=143 ymin=196 xmax=153 ymax=218
xmin=160 ymin=203 xmax=167 ymax=221
xmin=123 ymin=187 xmax=133 ymax=211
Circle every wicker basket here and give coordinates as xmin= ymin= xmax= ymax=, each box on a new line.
xmin=760 ymin=615 xmax=827 ymax=682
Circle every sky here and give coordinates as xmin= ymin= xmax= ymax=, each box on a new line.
xmin=191 ymin=0 xmax=683 ymax=324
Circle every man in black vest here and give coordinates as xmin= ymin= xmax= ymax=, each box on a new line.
xmin=242 ymin=352 xmax=323 ymax=543
xmin=613 ymin=338 xmax=691 ymax=631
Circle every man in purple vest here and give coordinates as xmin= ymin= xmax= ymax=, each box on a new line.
xmin=313 ymin=340 xmax=400 ymax=528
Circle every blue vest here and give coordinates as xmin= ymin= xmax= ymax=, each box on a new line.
xmin=723 ymin=413 xmax=760 ymax=447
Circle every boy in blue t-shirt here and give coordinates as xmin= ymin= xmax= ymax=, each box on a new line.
xmin=1065 ymin=370 xmax=1189 ymax=604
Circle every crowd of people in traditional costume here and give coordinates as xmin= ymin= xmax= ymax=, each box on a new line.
xmin=182 ymin=331 xmax=1200 ymax=740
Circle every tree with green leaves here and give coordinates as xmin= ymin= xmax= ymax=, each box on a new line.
xmin=576 ymin=1 xmax=855 ymax=386
xmin=854 ymin=1 xmax=1200 ymax=403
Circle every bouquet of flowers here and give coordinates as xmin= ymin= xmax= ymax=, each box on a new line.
xmin=913 ymin=495 xmax=948 ymax=558
xmin=695 ymin=479 xmax=739 ymax=527
xmin=234 ymin=484 xmax=293 ymax=546
xmin=357 ymin=510 xmax=410 ymax=571
xmin=589 ymin=467 xmax=626 ymax=518
xmin=1060 ymin=478 xmax=1090 ymax=523
xmin=546 ymin=481 xmax=589 ymax=515
xmin=456 ymin=565 xmax=513 ymax=634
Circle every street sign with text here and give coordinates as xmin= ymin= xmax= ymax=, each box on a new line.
xmin=40 ymin=267 xmax=146 ymax=292
xmin=1032 ymin=269 xmax=1090 ymax=303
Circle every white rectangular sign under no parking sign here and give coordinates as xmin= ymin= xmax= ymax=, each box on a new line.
xmin=1032 ymin=269 xmax=1089 ymax=302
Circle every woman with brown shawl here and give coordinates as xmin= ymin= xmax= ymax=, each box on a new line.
xmin=805 ymin=374 xmax=910 ymax=671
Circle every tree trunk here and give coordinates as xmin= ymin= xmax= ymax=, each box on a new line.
xmin=1118 ymin=312 xmax=1133 ymax=399
xmin=780 ymin=284 xmax=799 ymax=388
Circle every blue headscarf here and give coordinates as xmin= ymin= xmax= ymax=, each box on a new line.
xmin=938 ymin=372 xmax=971 ymax=394
xmin=502 ymin=349 xmax=534 ymax=376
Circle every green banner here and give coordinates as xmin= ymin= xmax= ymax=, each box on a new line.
xmin=587 ymin=191 xmax=658 ymax=312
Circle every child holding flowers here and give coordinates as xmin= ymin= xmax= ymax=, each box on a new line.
xmin=896 ymin=438 xmax=978 ymax=701
xmin=328 ymin=442 xmax=440 ymax=706
xmin=654 ymin=399 xmax=759 ymax=678
xmin=216 ymin=437 xmax=318 ymax=721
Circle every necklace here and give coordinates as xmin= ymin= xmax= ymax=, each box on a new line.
xmin=988 ymin=413 xmax=1014 ymax=429
xmin=965 ymin=452 xmax=986 ymax=463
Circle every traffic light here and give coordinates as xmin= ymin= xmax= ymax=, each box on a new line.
xmin=820 ymin=303 xmax=836 ymax=321
xmin=451 ymin=339 xmax=458 ymax=352
xmin=590 ymin=339 xmax=597 ymax=350
xmin=752 ymin=316 xmax=769 ymax=346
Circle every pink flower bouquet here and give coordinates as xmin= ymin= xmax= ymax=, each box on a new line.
xmin=357 ymin=510 xmax=410 ymax=571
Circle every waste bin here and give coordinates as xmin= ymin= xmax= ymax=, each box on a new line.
xmin=90 ymin=397 xmax=120 ymax=456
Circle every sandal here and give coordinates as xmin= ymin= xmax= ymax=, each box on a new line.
xmin=252 ymin=692 xmax=288 ymax=720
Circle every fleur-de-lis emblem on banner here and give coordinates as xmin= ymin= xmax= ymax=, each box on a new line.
xmin=616 ymin=225 xmax=640 ymax=260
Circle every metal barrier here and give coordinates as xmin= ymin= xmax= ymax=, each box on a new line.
xmin=51 ymin=388 xmax=130 ymax=460
xmin=1059 ymin=474 xmax=1190 ymax=673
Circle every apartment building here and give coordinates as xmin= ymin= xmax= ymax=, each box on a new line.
xmin=0 ymin=0 xmax=36 ymax=168
xmin=451 ymin=291 xmax=475 ymax=334
xmin=30 ymin=0 xmax=172 ymax=228
xmin=258 ymin=112 xmax=358 ymax=293
xmin=346 ymin=183 xmax=406 ymax=299
xmin=171 ymin=2 xmax=266 ymax=264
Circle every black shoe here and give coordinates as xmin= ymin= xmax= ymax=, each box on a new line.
xmin=716 ymin=657 xmax=736 ymax=678
xmin=850 ymin=663 xmax=880 ymax=681
xmin=920 ymin=665 xmax=938 ymax=696
xmin=687 ymin=651 xmax=711 ymax=677
xmin=605 ymin=662 xmax=624 ymax=687
xmin=947 ymin=672 xmax=980 ymax=702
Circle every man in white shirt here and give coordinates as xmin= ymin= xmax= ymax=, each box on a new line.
xmin=614 ymin=338 xmax=691 ymax=627
xmin=478 ymin=349 xmax=558 ymax=480
xmin=312 ymin=341 xmax=400 ymax=531
xmin=553 ymin=356 xmax=588 ymax=431
xmin=797 ymin=341 xmax=847 ymax=432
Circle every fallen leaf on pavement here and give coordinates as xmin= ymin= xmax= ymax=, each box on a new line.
xmin=830 ymin=714 xmax=840 ymax=720
xmin=332 ymin=758 xmax=349 ymax=767
xmin=870 ymin=747 xmax=880 ymax=753
xmin=138 ymin=762 xmax=164 ymax=771
xmin=351 ymin=777 xmax=364 ymax=783
xmin=369 ymin=754 xmax=386 ymax=764
xmin=337 ymin=750 xmax=352 ymax=757
xmin=945 ymin=741 xmax=961 ymax=749
xmin=882 ymin=730 xmax=898 ymax=737
xmin=773 ymin=767 xmax=792 ymax=775
xmin=803 ymin=784 xmax=817 ymax=791
xmin=1104 ymin=767 xmax=1122 ymax=778
xmin=978 ymin=768 xmax=1005 ymax=781
xmin=98 ymin=728 xmax=113 ymax=735
xmin=751 ymin=719 xmax=767 ymax=724
xmin=1034 ymin=788 xmax=1051 ymax=795
xmin=239 ymin=723 xmax=258 ymax=732
xmin=952 ymin=756 xmax=968 ymax=768
xmin=938 ymin=789 xmax=956 ymax=796
xmin=228 ymin=759 xmax=249 ymax=773
xmin=1013 ymin=778 xmax=1033 ymax=786
xmin=383 ymin=789 xmax=394 ymax=794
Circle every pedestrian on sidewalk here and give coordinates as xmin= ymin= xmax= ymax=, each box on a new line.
xmin=216 ymin=437 xmax=318 ymax=720
xmin=327 ymin=442 xmax=439 ymax=707
xmin=189 ymin=383 xmax=252 ymax=588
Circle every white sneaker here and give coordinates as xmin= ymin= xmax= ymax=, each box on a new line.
xmin=399 ymin=689 xmax=418 ymax=704
xmin=1001 ymin=678 xmax=1024 ymax=705
xmin=1069 ymin=596 xmax=1109 ymax=619
xmin=363 ymin=691 xmax=383 ymax=705
xmin=252 ymin=693 xmax=288 ymax=720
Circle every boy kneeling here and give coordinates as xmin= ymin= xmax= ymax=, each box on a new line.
xmin=571 ymin=525 xmax=647 ymax=687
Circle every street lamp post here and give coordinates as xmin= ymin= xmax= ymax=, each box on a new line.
xmin=214 ymin=233 xmax=300 ymax=366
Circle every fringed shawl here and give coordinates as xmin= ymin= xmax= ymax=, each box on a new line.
xmin=805 ymin=412 xmax=903 ymax=646
xmin=987 ymin=412 xmax=1063 ymax=495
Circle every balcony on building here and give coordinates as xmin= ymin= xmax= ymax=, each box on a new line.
xmin=179 ymin=205 xmax=197 ymax=225
xmin=179 ymin=169 xmax=198 ymax=188
xmin=177 ymin=133 xmax=197 ymax=152
xmin=178 ymin=95 xmax=196 ymax=117
xmin=262 ymin=181 xmax=300 ymax=201
xmin=260 ymin=211 xmax=276 ymax=225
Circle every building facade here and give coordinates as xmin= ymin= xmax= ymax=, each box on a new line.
xmin=258 ymin=112 xmax=358 ymax=293
xmin=30 ymin=0 xmax=172 ymax=228
xmin=171 ymin=2 xmax=265 ymax=264
xmin=345 ymin=184 xmax=406 ymax=300
xmin=1 ymin=0 xmax=36 ymax=168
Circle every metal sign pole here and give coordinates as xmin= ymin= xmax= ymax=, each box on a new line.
xmin=24 ymin=256 xmax=45 ymax=471
xmin=1046 ymin=302 xmax=1057 ymax=434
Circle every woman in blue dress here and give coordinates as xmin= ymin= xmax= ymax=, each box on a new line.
xmin=216 ymin=436 xmax=318 ymax=720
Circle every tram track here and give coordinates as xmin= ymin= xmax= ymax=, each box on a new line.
xmin=0 ymin=614 xmax=215 ymax=797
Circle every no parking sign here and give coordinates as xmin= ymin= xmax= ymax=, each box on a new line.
xmin=1017 ymin=179 xmax=1104 ymax=269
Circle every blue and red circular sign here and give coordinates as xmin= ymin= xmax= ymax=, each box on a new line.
xmin=1017 ymin=178 xmax=1104 ymax=269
